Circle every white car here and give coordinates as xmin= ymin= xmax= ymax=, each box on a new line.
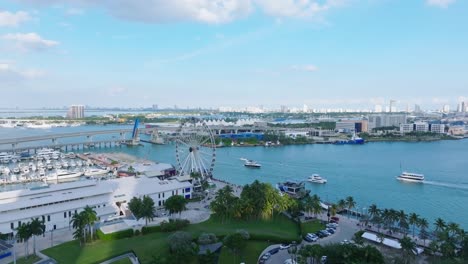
xmin=284 ymin=259 xmax=297 ymax=264
xmin=280 ymin=244 xmax=291 ymax=250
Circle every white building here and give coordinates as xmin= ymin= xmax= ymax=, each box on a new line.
xmin=335 ymin=121 xmax=355 ymax=132
xmin=414 ymin=122 xmax=429 ymax=132
xmin=67 ymin=105 xmax=85 ymax=119
xmin=429 ymin=124 xmax=445 ymax=134
xmin=400 ymin=124 xmax=414 ymax=133
xmin=368 ymin=114 xmax=407 ymax=130
xmin=0 ymin=177 xmax=192 ymax=234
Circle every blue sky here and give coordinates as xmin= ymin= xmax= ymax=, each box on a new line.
xmin=0 ymin=0 xmax=467 ymax=109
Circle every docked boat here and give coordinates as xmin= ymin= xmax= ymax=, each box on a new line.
xmin=84 ymin=168 xmax=109 ymax=176
xmin=13 ymin=167 xmax=20 ymax=174
xmin=276 ymin=181 xmax=310 ymax=199
xmin=396 ymin=172 xmax=425 ymax=183
xmin=307 ymin=174 xmax=327 ymax=184
xmin=335 ymin=133 xmax=365 ymax=145
xmin=244 ymin=160 xmax=261 ymax=168
xmin=46 ymin=170 xmax=83 ymax=181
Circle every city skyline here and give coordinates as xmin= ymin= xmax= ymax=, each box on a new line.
xmin=0 ymin=0 xmax=467 ymax=108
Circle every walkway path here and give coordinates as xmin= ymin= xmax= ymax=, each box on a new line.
xmin=99 ymin=252 xmax=140 ymax=264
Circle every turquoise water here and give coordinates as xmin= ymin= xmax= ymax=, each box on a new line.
xmin=122 ymin=139 xmax=468 ymax=230
xmin=1 ymin=126 xmax=468 ymax=229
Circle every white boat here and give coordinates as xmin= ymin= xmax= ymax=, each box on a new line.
xmin=84 ymin=168 xmax=109 ymax=176
xmin=47 ymin=164 xmax=54 ymax=170
xmin=396 ymin=172 xmax=425 ymax=183
xmin=70 ymin=161 xmax=76 ymax=168
xmin=307 ymin=174 xmax=327 ymax=184
xmin=76 ymin=160 xmax=83 ymax=167
xmin=46 ymin=170 xmax=83 ymax=181
xmin=21 ymin=167 xmax=30 ymax=174
xmin=13 ymin=167 xmax=20 ymax=174
xmin=38 ymin=168 xmax=46 ymax=178
xmin=51 ymin=154 xmax=59 ymax=160
xmin=244 ymin=160 xmax=261 ymax=168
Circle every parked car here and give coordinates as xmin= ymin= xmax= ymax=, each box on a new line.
xmin=331 ymin=216 xmax=340 ymax=222
xmin=305 ymin=216 xmax=314 ymax=220
xmin=280 ymin=244 xmax=291 ymax=250
xmin=320 ymin=230 xmax=331 ymax=236
xmin=315 ymin=232 xmax=326 ymax=238
xmin=269 ymin=247 xmax=280 ymax=255
xmin=321 ymin=256 xmax=328 ymax=264
xmin=326 ymin=228 xmax=335 ymax=234
xmin=261 ymin=253 xmax=271 ymax=260
xmin=306 ymin=233 xmax=318 ymax=242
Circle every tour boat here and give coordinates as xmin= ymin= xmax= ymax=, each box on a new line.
xmin=396 ymin=172 xmax=425 ymax=183
xmin=46 ymin=170 xmax=83 ymax=181
xmin=244 ymin=160 xmax=261 ymax=168
xmin=84 ymin=168 xmax=109 ymax=176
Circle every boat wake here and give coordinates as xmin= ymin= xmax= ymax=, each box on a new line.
xmin=424 ymin=181 xmax=468 ymax=191
xmin=239 ymin=158 xmax=248 ymax=162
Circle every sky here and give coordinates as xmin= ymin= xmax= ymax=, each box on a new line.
xmin=0 ymin=0 xmax=467 ymax=110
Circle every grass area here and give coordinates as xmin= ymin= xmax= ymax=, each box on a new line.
xmin=42 ymin=233 xmax=169 ymax=264
xmin=8 ymin=254 xmax=41 ymax=264
xmin=111 ymin=258 xmax=133 ymax=264
xmin=186 ymin=214 xmax=299 ymax=242
xmin=301 ymin=220 xmax=325 ymax=236
xmin=218 ymin=241 xmax=271 ymax=264
xmin=42 ymin=215 xmax=299 ymax=264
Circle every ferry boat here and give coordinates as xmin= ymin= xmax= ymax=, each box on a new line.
xmin=334 ymin=133 xmax=365 ymax=145
xmin=46 ymin=170 xmax=83 ymax=181
xmin=396 ymin=172 xmax=425 ymax=183
xmin=244 ymin=160 xmax=261 ymax=168
xmin=307 ymin=174 xmax=327 ymax=184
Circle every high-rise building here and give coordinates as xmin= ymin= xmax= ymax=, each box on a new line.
xmin=414 ymin=104 xmax=421 ymax=113
xmin=152 ymin=104 xmax=158 ymax=110
xmin=389 ymin=100 xmax=396 ymax=113
xmin=443 ymin=105 xmax=450 ymax=113
xmin=368 ymin=114 xmax=407 ymax=130
xmin=462 ymin=102 xmax=466 ymax=113
xmin=66 ymin=105 xmax=85 ymax=119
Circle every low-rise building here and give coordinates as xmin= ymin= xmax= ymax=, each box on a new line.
xmin=0 ymin=177 xmax=192 ymax=234
xmin=429 ymin=124 xmax=446 ymax=134
xmin=414 ymin=122 xmax=429 ymax=132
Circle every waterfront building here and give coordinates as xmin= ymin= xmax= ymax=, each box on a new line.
xmin=66 ymin=105 xmax=85 ymax=119
xmin=368 ymin=114 xmax=407 ymax=130
xmin=429 ymin=124 xmax=446 ymax=134
xmin=414 ymin=122 xmax=429 ymax=132
xmin=400 ymin=124 xmax=414 ymax=133
xmin=335 ymin=120 xmax=368 ymax=133
xmin=448 ymin=126 xmax=465 ymax=136
xmin=0 ymin=177 xmax=192 ymax=234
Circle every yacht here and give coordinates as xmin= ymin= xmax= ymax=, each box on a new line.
xmin=84 ymin=168 xmax=109 ymax=176
xmin=47 ymin=164 xmax=54 ymax=170
xmin=46 ymin=170 xmax=83 ymax=181
xmin=307 ymin=174 xmax=327 ymax=184
xmin=396 ymin=172 xmax=425 ymax=183
xmin=244 ymin=160 xmax=261 ymax=168
xmin=13 ymin=167 xmax=20 ymax=174
xmin=38 ymin=168 xmax=46 ymax=178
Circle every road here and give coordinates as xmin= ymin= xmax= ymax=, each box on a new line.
xmin=260 ymin=214 xmax=361 ymax=264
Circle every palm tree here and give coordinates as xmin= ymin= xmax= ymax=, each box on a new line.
xmin=29 ymin=218 xmax=45 ymax=255
xmin=311 ymin=195 xmax=322 ymax=219
xmin=409 ymin=213 xmax=419 ymax=238
xmin=434 ymin=217 xmax=446 ymax=233
xmin=397 ymin=210 xmax=409 ymax=236
xmin=381 ymin=209 xmax=391 ymax=231
xmin=70 ymin=212 xmax=86 ymax=246
xmin=345 ymin=196 xmax=356 ymax=218
xmin=142 ymin=195 xmax=156 ymax=225
xmin=16 ymin=222 xmax=32 ymax=257
xmin=337 ymin=199 xmax=346 ymax=212
xmin=377 ymin=232 xmax=385 ymax=244
xmin=302 ymin=196 xmax=314 ymax=217
xmin=400 ymin=236 xmax=416 ymax=262
xmin=330 ymin=204 xmax=337 ymax=218
xmin=418 ymin=218 xmax=429 ymax=245
xmin=368 ymin=204 xmax=379 ymax=220
xmin=447 ymin=222 xmax=460 ymax=238
xmin=83 ymin=206 xmax=97 ymax=241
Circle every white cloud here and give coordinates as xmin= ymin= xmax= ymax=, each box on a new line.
xmin=426 ymin=0 xmax=456 ymax=8
xmin=0 ymin=62 xmax=45 ymax=83
xmin=65 ymin=8 xmax=84 ymax=16
xmin=0 ymin=10 xmax=30 ymax=27
xmin=12 ymin=0 xmax=346 ymax=23
xmin=1 ymin=33 xmax=59 ymax=52
xmin=291 ymin=64 xmax=318 ymax=72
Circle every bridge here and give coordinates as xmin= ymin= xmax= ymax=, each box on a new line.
xmin=0 ymin=125 xmax=332 ymax=153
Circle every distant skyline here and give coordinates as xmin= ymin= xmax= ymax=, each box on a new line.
xmin=0 ymin=0 xmax=467 ymax=108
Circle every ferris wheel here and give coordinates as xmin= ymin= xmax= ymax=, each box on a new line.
xmin=175 ymin=118 xmax=216 ymax=178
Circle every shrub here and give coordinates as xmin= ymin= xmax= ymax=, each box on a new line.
xmin=198 ymin=233 xmax=218 ymax=245
xmin=134 ymin=229 xmax=141 ymax=236
xmin=160 ymin=219 xmax=190 ymax=232
xmin=97 ymin=228 xmax=133 ymax=241
xmin=141 ymin=225 xmax=161 ymax=235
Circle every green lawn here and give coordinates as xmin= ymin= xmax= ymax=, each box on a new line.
xmin=42 ymin=215 xmax=299 ymax=264
xmin=8 ymin=254 xmax=41 ymax=264
xmin=42 ymin=233 xmax=169 ymax=264
xmin=186 ymin=214 xmax=300 ymax=242
xmin=301 ymin=220 xmax=325 ymax=236
xmin=111 ymin=258 xmax=133 ymax=264
xmin=218 ymin=241 xmax=271 ymax=264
